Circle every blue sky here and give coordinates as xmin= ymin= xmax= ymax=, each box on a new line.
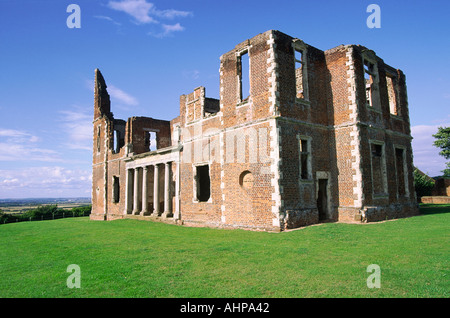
xmin=0 ymin=0 xmax=449 ymax=198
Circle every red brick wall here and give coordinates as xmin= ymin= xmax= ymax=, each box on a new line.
xmin=91 ymin=31 xmax=419 ymax=229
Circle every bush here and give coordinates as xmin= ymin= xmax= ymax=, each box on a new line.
xmin=414 ymin=169 xmax=435 ymax=199
xmin=71 ymin=205 xmax=92 ymax=217
xmin=25 ymin=205 xmax=60 ymax=220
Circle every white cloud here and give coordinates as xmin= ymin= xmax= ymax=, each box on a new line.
xmin=108 ymin=84 xmax=139 ymax=106
xmin=0 ymin=128 xmax=60 ymax=162
xmin=411 ymin=123 xmax=450 ymax=176
xmin=162 ymin=22 xmax=184 ymax=33
xmin=58 ymin=108 xmax=92 ymax=151
xmin=182 ymin=69 xmax=200 ymax=80
xmin=153 ymin=8 xmax=192 ymax=20
xmin=107 ymin=0 xmax=192 ymax=36
xmin=94 ymin=15 xmax=122 ymax=26
xmin=108 ymin=0 xmax=158 ymax=23
xmin=107 ymin=0 xmax=158 ymax=24
xmin=85 ymin=79 xmax=138 ymax=107
xmin=0 ymin=167 xmax=92 ymax=198
xmin=107 ymin=0 xmax=192 ymax=23
xmin=149 ymin=23 xmax=185 ymax=38
xmin=0 ymin=129 xmax=40 ymax=143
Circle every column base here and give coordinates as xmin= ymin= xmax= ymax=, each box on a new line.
xmin=161 ymin=211 xmax=173 ymax=218
xmin=140 ymin=210 xmax=151 ymax=216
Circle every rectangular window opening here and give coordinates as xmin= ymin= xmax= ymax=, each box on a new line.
xmin=145 ymin=131 xmax=157 ymax=152
xmin=395 ymin=148 xmax=406 ymax=196
xmin=113 ymin=130 xmax=119 ymax=153
xmin=113 ymin=176 xmax=120 ymax=203
xmin=196 ymin=165 xmax=210 ymax=202
xmin=97 ymin=126 xmax=101 ymax=153
xmin=295 ymin=48 xmax=305 ymax=99
xmin=239 ymin=50 xmax=250 ymax=103
xmin=364 ymin=60 xmax=375 ymax=107
xmin=386 ymin=75 xmax=399 ymax=115
xmin=371 ymin=143 xmax=386 ymax=194
xmin=299 ymin=138 xmax=311 ymax=180
xmin=372 ymin=144 xmax=382 ymax=157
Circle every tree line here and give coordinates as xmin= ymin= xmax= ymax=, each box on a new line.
xmin=0 ymin=204 xmax=91 ymax=224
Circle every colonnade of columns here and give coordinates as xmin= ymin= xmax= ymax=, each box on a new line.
xmin=124 ymin=162 xmax=173 ymax=218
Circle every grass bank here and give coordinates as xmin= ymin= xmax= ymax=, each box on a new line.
xmin=0 ymin=205 xmax=448 ymax=298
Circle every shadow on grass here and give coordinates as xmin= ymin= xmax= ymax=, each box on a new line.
xmin=419 ymin=204 xmax=450 ymax=215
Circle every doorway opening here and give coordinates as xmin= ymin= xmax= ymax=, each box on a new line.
xmin=317 ymin=178 xmax=329 ymax=221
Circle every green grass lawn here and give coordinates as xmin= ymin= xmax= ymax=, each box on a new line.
xmin=0 ymin=204 xmax=448 ymax=298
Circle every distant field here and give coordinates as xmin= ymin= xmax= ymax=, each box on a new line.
xmin=1 ymin=203 xmax=90 ymax=214
xmin=0 ymin=198 xmax=91 ymax=214
xmin=0 ymin=204 xmax=448 ymax=298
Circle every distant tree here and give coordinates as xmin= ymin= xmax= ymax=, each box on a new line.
xmin=413 ymin=169 xmax=435 ymax=199
xmin=433 ymin=126 xmax=450 ymax=177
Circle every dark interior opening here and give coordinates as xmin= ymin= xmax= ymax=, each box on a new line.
xmin=196 ymin=165 xmax=210 ymax=202
xmin=317 ymin=179 xmax=328 ymax=221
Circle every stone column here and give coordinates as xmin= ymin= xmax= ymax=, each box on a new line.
xmin=141 ymin=166 xmax=149 ymax=215
xmin=174 ymin=160 xmax=181 ymax=220
xmin=162 ymin=162 xmax=172 ymax=218
xmin=153 ymin=164 xmax=160 ymax=216
xmin=132 ymin=168 xmax=140 ymax=215
xmin=124 ymin=168 xmax=133 ymax=214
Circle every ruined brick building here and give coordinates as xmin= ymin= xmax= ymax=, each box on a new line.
xmin=90 ymin=30 xmax=419 ymax=231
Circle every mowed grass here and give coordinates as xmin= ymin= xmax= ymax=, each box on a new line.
xmin=0 ymin=205 xmax=448 ymax=298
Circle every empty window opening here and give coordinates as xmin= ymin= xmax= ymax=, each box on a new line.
xmin=113 ymin=176 xmax=120 ymax=203
xmin=145 ymin=131 xmax=157 ymax=151
xmin=372 ymin=144 xmax=382 ymax=157
xmin=364 ymin=59 xmax=379 ymax=109
xmin=196 ymin=165 xmax=210 ymax=202
xmin=371 ymin=143 xmax=386 ymax=194
xmin=299 ymin=138 xmax=311 ymax=180
xmin=386 ymin=75 xmax=399 ymax=115
xmin=113 ymin=130 xmax=120 ymax=153
xmin=238 ymin=50 xmax=250 ymax=103
xmin=395 ymin=148 xmax=406 ymax=196
xmin=295 ymin=48 xmax=306 ymax=99
xmin=97 ymin=126 xmax=101 ymax=153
